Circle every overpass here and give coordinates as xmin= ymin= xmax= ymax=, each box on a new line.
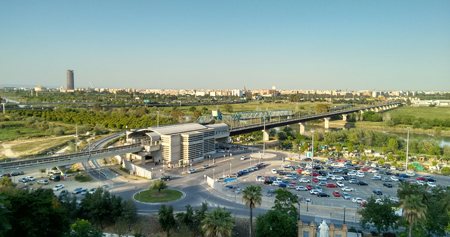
xmin=229 ymin=102 xmax=401 ymax=137
xmin=0 ymin=144 xmax=142 ymax=175
xmin=0 ymin=102 xmax=400 ymax=174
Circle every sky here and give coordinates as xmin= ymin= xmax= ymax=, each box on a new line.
xmin=1 ymin=1 xmax=449 ymax=91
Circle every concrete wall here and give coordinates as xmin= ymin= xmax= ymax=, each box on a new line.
xmin=123 ymin=159 xmax=154 ymax=179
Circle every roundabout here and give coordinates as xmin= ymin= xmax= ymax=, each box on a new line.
xmin=249 ymin=152 xmax=277 ymax=159
xmin=133 ymin=188 xmax=185 ymax=204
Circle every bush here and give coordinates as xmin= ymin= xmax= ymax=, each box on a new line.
xmin=441 ymin=167 xmax=450 ymax=176
xmin=75 ymin=173 xmax=92 ymax=182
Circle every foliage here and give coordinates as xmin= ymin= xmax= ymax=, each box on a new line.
xmin=359 ymin=196 xmax=399 ymax=234
xmin=149 ymin=179 xmax=168 ymax=193
xmin=0 ymin=177 xmax=16 ymax=188
xmin=158 ymin=205 xmax=176 ymax=237
xmin=223 ymin=104 xmax=233 ymax=113
xmin=122 ymin=198 xmax=138 ymax=231
xmin=176 ymin=204 xmax=194 ymax=228
xmin=255 ymin=210 xmax=297 ymax=237
xmin=69 ymin=219 xmax=103 ymax=237
xmin=5 ymin=188 xmax=70 ymax=237
xmin=242 ymin=185 xmax=262 ymax=237
xmin=0 ymin=194 xmax=11 ymax=236
xmin=401 ymin=195 xmax=427 ymax=237
xmin=193 ymin=202 xmax=208 ymax=236
xmin=441 ymin=167 xmax=450 ymax=176
xmin=201 ymin=207 xmax=234 ymax=237
xmin=79 ymin=188 xmax=123 ymax=228
xmin=75 ymin=173 xmax=92 ymax=182
xmin=315 ymin=104 xmax=329 ymax=113
xmin=272 ymin=188 xmax=298 ymax=219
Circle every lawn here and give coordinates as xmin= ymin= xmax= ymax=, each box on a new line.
xmin=0 ymin=121 xmax=52 ymax=141
xmin=134 ymin=189 xmax=183 ymax=203
xmin=2 ymin=135 xmax=74 ymax=158
xmin=383 ymin=106 xmax=450 ymax=120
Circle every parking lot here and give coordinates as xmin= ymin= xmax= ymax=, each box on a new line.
xmin=217 ymin=162 xmax=448 ymax=209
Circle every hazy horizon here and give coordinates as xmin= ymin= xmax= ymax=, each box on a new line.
xmin=1 ymin=1 xmax=449 ymax=91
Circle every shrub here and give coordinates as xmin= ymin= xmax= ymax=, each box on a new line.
xmin=75 ymin=173 xmax=92 ymax=182
xmin=441 ymin=167 xmax=450 ymax=176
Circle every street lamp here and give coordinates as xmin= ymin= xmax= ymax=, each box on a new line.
xmin=343 ymin=206 xmax=346 ymax=224
xmin=297 ymin=199 xmax=301 ymax=220
xmin=310 ymin=130 xmax=315 ymax=185
xmin=213 ymin=169 xmax=215 ymax=180
xmin=230 ymin=164 xmax=232 ymax=174
xmin=406 ymin=127 xmax=410 ymax=172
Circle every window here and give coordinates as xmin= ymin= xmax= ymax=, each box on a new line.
xmin=303 ymin=231 xmax=309 ymax=237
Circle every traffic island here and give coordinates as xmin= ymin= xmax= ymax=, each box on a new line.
xmin=249 ymin=153 xmax=277 ymax=159
xmin=134 ymin=189 xmax=183 ymax=203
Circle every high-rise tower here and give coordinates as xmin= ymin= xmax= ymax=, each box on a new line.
xmin=67 ymin=70 xmax=74 ymax=90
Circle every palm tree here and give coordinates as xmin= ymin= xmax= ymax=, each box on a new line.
xmin=201 ymin=207 xmax=234 ymax=237
xmin=401 ymin=194 xmax=427 ymax=237
xmin=242 ymin=185 xmax=262 ymax=237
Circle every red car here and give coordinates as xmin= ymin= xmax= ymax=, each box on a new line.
xmin=361 ymin=167 xmax=371 ymax=171
xmin=326 ymin=183 xmax=337 ymax=188
xmin=297 ymin=169 xmax=303 ymax=174
xmin=290 ymin=182 xmax=297 ymax=186
xmin=2 ymin=174 xmax=11 ymax=177
xmin=310 ymin=172 xmax=319 ymax=176
xmin=333 ymin=191 xmax=340 ymax=197
xmin=313 ymin=178 xmax=320 ymax=183
xmin=417 ymin=177 xmax=425 ymax=181
xmin=306 ymin=184 xmax=313 ymax=190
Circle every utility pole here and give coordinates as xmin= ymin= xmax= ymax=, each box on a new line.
xmin=310 ymin=130 xmax=314 ymax=185
xmin=157 ymin=111 xmax=160 ymax=127
xmin=263 ymin=114 xmax=266 ymax=155
xmin=75 ymin=124 xmax=78 ymax=153
xmin=406 ymin=127 xmax=410 ymax=172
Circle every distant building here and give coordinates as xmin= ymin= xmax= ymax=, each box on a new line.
xmin=67 ymin=70 xmax=74 ymax=90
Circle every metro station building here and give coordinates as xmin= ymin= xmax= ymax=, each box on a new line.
xmin=125 ymin=123 xmax=229 ymax=167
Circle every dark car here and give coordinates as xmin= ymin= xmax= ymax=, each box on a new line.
xmin=399 ymin=174 xmax=410 ymax=178
xmin=384 ymin=171 xmax=393 ymax=175
xmin=373 ymin=190 xmax=383 ymax=195
xmin=160 ymin=176 xmax=171 ymax=181
xmin=383 ymin=183 xmax=393 ymax=188
xmin=278 ymin=183 xmax=287 ymax=188
xmin=357 ymin=181 xmax=368 ymax=186
xmin=342 ymin=175 xmax=350 ymax=181
xmin=317 ymin=192 xmax=330 ymax=197
xmin=50 ymin=175 xmax=61 ymax=181
xmin=425 ymin=178 xmax=437 ymax=182
xmin=264 ymin=179 xmax=273 ymax=185
xmin=349 ymin=179 xmax=359 ymax=184
xmin=237 ymin=171 xmax=244 ymax=176
xmin=398 ymin=178 xmax=407 ymax=182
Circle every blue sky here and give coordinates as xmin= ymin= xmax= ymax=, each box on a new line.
xmin=1 ymin=1 xmax=449 ymax=91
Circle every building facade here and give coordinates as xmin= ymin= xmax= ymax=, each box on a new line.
xmin=67 ymin=70 xmax=74 ymax=90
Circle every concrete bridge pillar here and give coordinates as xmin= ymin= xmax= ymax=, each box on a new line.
xmin=342 ymin=114 xmax=347 ymax=121
xmin=375 ymin=108 xmax=379 ymax=112
xmin=370 ymin=108 xmax=374 ymax=112
xmin=360 ymin=110 xmax=364 ymax=114
xmin=324 ymin=117 xmax=330 ymax=129
xmin=262 ymin=129 xmax=270 ymax=141
xmin=299 ymin=122 xmax=306 ymax=135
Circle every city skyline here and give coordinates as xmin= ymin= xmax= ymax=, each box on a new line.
xmin=1 ymin=1 xmax=449 ymax=91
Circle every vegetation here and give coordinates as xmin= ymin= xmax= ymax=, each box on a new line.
xmin=150 ymin=179 xmax=168 ymax=193
xmin=272 ymin=188 xmax=298 ymax=219
xmin=242 ymin=185 xmax=262 ymax=237
xmin=255 ymin=210 xmax=297 ymax=237
xmin=201 ymin=207 xmax=234 ymax=237
xmin=69 ymin=219 xmax=103 ymax=237
xmin=133 ymin=189 xmax=183 ymax=203
xmin=75 ymin=173 xmax=93 ymax=182
xmin=158 ymin=205 xmax=176 ymax=237
xmin=359 ymin=196 xmax=399 ymax=234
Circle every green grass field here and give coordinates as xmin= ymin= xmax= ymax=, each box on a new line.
xmin=178 ymin=101 xmax=337 ymax=115
xmin=384 ymin=106 xmax=450 ymax=120
xmin=0 ymin=121 xmax=52 ymax=141
xmin=134 ymin=189 xmax=183 ymax=203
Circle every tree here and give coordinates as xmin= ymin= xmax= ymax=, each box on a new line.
xmin=201 ymin=207 xmax=234 ymax=237
xmin=401 ymin=194 xmax=427 ymax=237
xmin=193 ymin=110 xmax=202 ymax=120
xmin=441 ymin=167 xmax=450 ymax=176
xmin=255 ymin=210 xmax=297 ymax=237
xmin=158 ymin=205 xmax=175 ymax=237
xmin=176 ymin=204 xmax=194 ymax=228
xmin=359 ymin=196 xmax=398 ymax=234
xmin=188 ymin=106 xmax=197 ymax=112
xmin=201 ymin=107 xmax=209 ymax=114
xmin=242 ymin=185 xmax=262 ymax=237
xmin=192 ymin=202 xmax=208 ymax=236
xmin=272 ymin=188 xmax=298 ymax=219
xmin=150 ymin=179 xmax=167 ymax=193
xmin=315 ymin=104 xmax=329 ymax=113
xmin=0 ymin=177 xmax=15 ymax=188
xmin=388 ymin=139 xmax=399 ymax=151
xmin=223 ymin=104 xmax=233 ymax=113
xmin=121 ymin=198 xmax=137 ymax=231
xmin=0 ymin=194 xmax=11 ymax=236
xmin=113 ymin=217 xmax=129 ymax=237
xmin=69 ymin=219 xmax=103 ymax=237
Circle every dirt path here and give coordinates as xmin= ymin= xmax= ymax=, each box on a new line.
xmin=0 ymin=135 xmax=74 ymax=158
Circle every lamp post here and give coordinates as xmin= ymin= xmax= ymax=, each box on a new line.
xmin=263 ymin=114 xmax=266 ymax=155
xmin=230 ymin=164 xmax=232 ymax=174
xmin=298 ymin=199 xmax=301 ymax=221
xmin=310 ymin=130 xmax=315 ymax=185
xmin=406 ymin=127 xmax=410 ymax=172
xmin=157 ymin=111 xmax=160 ymax=127
xmin=213 ymin=169 xmax=215 ymax=180
xmin=343 ymin=206 xmax=346 ymax=224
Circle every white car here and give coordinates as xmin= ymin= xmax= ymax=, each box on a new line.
xmin=390 ymin=176 xmax=399 ymax=182
xmin=296 ymin=186 xmax=308 ymax=191
xmin=302 ymin=170 xmax=311 ymax=175
xmin=352 ymin=197 xmax=363 ymax=203
xmin=53 ymin=184 xmax=64 ymax=191
xmin=299 ymin=178 xmax=310 ymax=183
xmin=372 ymin=175 xmax=381 ymax=180
xmin=271 ymin=169 xmax=277 ymax=174
xmin=88 ymin=188 xmax=96 ymax=194
xmin=272 ymin=181 xmax=282 ymax=186
xmin=348 ymin=171 xmax=357 ymax=176
xmin=356 ymin=173 xmax=365 ymax=178
xmin=427 ymin=182 xmax=437 ymax=187
xmin=334 ymin=176 xmax=344 ymax=181
xmin=310 ymin=189 xmax=319 ymax=195
xmin=341 ymin=186 xmax=354 ymax=192
xmin=406 ymin=172 xmax=416 ymax=177
xmin=336 ymin=181 xmax=345 ymax=187
xmin=37 ymin=179 xmax=49 ymax=185
xmin=187 ymin=169 xmax=196 ymax=174
xmin=417 ymin=180 xmax=426 ymax=186
xmin=240 ymin=156 xmax=246 ymax=160
xmin=26 ymin=176 xmax=36 ymax=181
xmin=285 ymin=174 xmax=295 ymax=180
xmin=390 ymin=166 xmax=397 ymax=170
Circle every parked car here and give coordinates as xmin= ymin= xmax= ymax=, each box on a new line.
xmin=50 ymin=175 xmax=61 ymax=181
xmin=26 ymin=176 xmax=36 ymax=181
xmin=60 ymin=190 xmax=68 ymax=196
xmin=427 ymin=182 xmax=437 ymax=187
xmin=53 ymin=184 xmax=64 ymax=191
xmin=352 ymin=197 xmax=363 ymax=203
xmin=310 ymin=189 xmax=319 ymax=195
xmin=357 ymin=181 xmax=368 ymax=186
xmin=80 ymin=188 xmax=88 ymax=195
xmin=349 ymin=178 xmax=359 ymax=184
xmin=306 ymin=184 xmax=314 ymax=190
xmin=160 ymin=176 xmax=171 ymax=181
xmin=336 ymin=181 xmax=345 ymax=187
xmin=317 ymin=192 xmax=330 ymax=197
xmin=373 ymin=189 xmax=383 ymax=195
xmin=333 ymin=191 xmax=340 ymax=197
xmin=271 ymin=169 xmax=277 ymax=174
xmin=326 ymin=183 xmax=337 ymax=188
xmin=383 ymin=183 xmax=393 ymax=188
xmin=18 ymin=177 xmax=29 ymax=183
xmin=342 ymin=192 xmax=351 ymax=200
xmin=341 ymin=186 xmax=354 ymax=192
xmin=296 ymin=186 xmax=308 ymax=191
xmin=88 ymin=188 xmax=96 ymax=194
xmin=203 ymin=165 xmax=210 ymax=169
xmin=72 ymin=187 xmax=83 ymax=194
xmin=37 ymin=179 xmax=49 ymax=185
xmin=299 ymin=178 xmax=310 ymax=183
xmin=390 ymin=176 xmax=399 ymax=182
xmin=278 ymin=183 xmax=287 ymax=188
xmin=264 ymin=179 xmax=273 ymax=185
